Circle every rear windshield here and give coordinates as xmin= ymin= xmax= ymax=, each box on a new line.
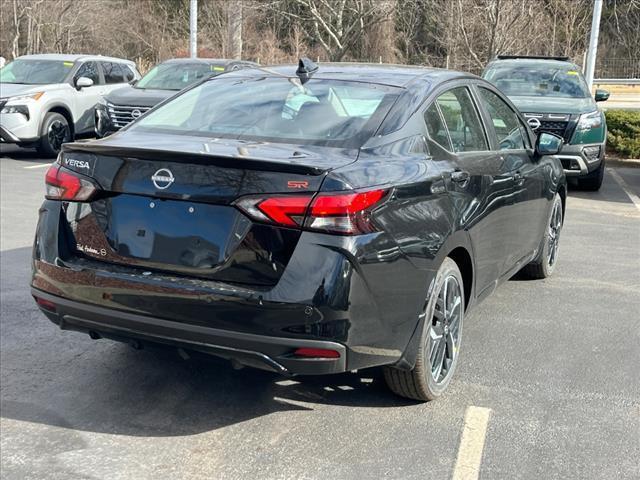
xmin=0 ymin=59 xmax=74 ymax=85
xmin=136 ymin=62 xmax=224 ymax=91
xmin=483 ymin=64 xmax=590 ymax=98
xmin=129 ymin=76 xmax=400 ymax=147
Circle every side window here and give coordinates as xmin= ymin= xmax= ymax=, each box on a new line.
xmin=424 ymin=103 xmax=452 ymax=151
xmin=74 ymin=62 xmax=100 ymax=84
xmin=122 ymin=65 xmax=135 ymax=82
xmin=102 ymin=62 xmax=125 ymax=84
xmin=478 ymin=88 xmax=527 ymax=150
xmin=435 ymin=87 xmax=488 ymax=153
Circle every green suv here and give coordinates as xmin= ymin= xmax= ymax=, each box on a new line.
xmin=483 ymin=55 xmax=609 ymax=190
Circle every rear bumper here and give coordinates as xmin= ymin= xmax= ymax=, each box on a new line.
xmin=33 ymin=287 xmax=347 ymax=375
xmin=32 ymin=196 xmax=436 ymax=374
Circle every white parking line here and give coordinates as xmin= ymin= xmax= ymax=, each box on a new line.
xmin=23 ymin=163 xmax=51 ymax=170
xmin=608 ymin=168 xmax=640 ymax=211
xmin=452 ymin=406 xmax=492 ymax=480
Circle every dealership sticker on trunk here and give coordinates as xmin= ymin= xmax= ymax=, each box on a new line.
xmin=76 ymin=243 xmax=107 ymax=256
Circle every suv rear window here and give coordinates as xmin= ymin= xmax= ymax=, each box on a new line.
xmin=101 ymin=62 xmax=125 ymax=84
xmin=130 ymin=76 xmax=400 ymax=148
xmin=122 ymin=65 xmax=136 ymax=82
xmin=484 ymin=64 xmax=590 ymax=98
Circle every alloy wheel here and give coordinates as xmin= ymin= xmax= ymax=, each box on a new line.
xmin=48 ymin=120 xmax=70 ymax=152
xmin=547 ymin=201 xmax=562 ymax=267
xmin=428 ymin=275 xmax=463 ymax=384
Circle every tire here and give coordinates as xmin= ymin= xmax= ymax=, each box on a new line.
xmin=36 ymin=112 xmax=72 ymax=157
xmin=383 ymin=258 xmax=464 ymax=401
xmin=578 ymin=159 xmax=605 ymax=191
xmin=521 ymin=193 xmax=563 ymax=279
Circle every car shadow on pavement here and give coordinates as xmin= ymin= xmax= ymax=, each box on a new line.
xmin=0 ymin=145 xmax=50 ymax=163
xmin=0 ymin=347 xmax=414 ymax=438
xmin=1 ymin=247 xmax=414 ymax=439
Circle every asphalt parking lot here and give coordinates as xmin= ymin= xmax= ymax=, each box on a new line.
xmin=1 ymin=144 xmax=639 ymax=480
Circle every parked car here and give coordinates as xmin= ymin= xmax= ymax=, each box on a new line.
xmin=483 ymin=55 xmax=608 ymax=190
xmin=0 ymin=54 xmax=140 ymax=156
xmin=32 ymin=60 xmax=566 ymax=401
xmin=94 ymin=58 xmax=258 ymax=137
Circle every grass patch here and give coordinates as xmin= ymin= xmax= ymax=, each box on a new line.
xmin=605 ymin=109 xmax=640 ymax=159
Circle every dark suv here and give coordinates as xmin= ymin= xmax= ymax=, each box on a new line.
xmin=33 ymin=61 xmax=566 ymax=401
xmin=95 ymin=58 xmax=257 ymax=137
xmin=483 ymin=55 xmax=609 ymax=190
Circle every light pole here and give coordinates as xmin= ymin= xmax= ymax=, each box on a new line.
xmin=189 ymin=0 xmax=198 ymax=58
xmin=584 ymin=0 xmax=603 ymax=89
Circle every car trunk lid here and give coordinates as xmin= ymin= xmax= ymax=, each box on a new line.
xmin=59 ymin=135 xmax=358 ymax=285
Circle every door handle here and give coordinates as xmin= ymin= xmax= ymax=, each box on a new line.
xmin=512 ymin=171 xmax=525 ymax=186
xmin=451 ymin=170 xmax=470 ymax=184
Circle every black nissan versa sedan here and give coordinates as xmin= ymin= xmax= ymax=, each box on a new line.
xmin=32 ymin=60 xmax=566 ymax=401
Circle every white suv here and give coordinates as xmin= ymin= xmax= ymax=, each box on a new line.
xmin=0 ymin=54 xmax=140 ymax=156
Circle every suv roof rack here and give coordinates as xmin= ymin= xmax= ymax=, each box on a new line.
xmin=496 ymin=55 xmax=571 ymax=62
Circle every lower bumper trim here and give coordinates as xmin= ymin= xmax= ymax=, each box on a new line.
xmin=32 ymin=287 xmax=348 ymax=375
xmin=558 ymin=154 xmax=589 ymax=176
xmin=0 ymin=126 xmax=21 ymax=143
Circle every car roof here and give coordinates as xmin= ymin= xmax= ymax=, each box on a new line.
xmin=16 ymin=53 xmax=136 ymax=65
xmin=222 ymin=62 xmax=475 ymax=88
xmin=486 ymin=58 xmax=581 ymax=70
xmin=161 ymin=58 xmax=255 ymax=66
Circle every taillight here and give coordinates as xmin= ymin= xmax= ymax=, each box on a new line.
xmin=307 ymin=189 xmax=387 ymax=234
xmin=45 ymin=163 xmax=97 ymax=201
xmin=235 ymin=188 xmax=388 ymax=235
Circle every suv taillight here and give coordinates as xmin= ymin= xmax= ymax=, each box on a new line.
xmin=235 ymin=189 xmax=388 ymax=235
xmin=45 ymin=163 xmax=97 ymax=201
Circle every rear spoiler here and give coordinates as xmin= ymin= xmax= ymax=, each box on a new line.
xmin=496 ymin=55 xmax=571 ymax=62
xmin=62 ymin=142 xmax=327 ymax=176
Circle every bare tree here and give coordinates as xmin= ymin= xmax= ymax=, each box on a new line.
xmin=227 ymin=0 xmax=243 ymax=59
xmin=279 ymin=0 xmax=394 ymax=61
xmin=0 ymin=0 xmax=637 ymax=78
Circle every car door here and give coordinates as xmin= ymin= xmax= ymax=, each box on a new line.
xmin=72 ymin=61 xmax=105 ymax=134
xmin=423 ymin=85 xmax=514 ymax=298
xmin=474 ymin=85 xmax=546 ymax=272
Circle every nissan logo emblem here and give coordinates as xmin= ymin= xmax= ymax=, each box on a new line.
xmin=527 ymin=117 xmax=542 ymax=131
xmin=131 ymin=109 xmax=142 ymax=119
xmin=151 ymin=168 xmax=175 ymax=190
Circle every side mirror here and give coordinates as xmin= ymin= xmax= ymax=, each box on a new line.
xmin=75 ymin=76 xmax=94 ymax=89
xmin=535 ymin=132 xmax=563 ymax=156
xmin=129 ymin=79 xmax=138 ymax=86
xmin=594 ymin=89 xmax=609 ymax=102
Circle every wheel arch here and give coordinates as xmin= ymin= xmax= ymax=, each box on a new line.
xmin=557 ymin=183 xmax=567 ymax=220
xmin=447 ymin=246 xmax=473 ymax=313
xmin=391 ymin=231 xmax=476 ymax=371
xmin=44 ymin=104 xmax=75 ymax=139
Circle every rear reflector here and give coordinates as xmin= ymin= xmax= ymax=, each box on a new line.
xmin=293 ymin=347 xmax=341 ymax=359
xmin=45 ymin=163 xmax=97 ymax=201
xmin=235 ymin=188 xmax=388 ymax=235
xmin=34 ymin=296 xmax=56 ymax=312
